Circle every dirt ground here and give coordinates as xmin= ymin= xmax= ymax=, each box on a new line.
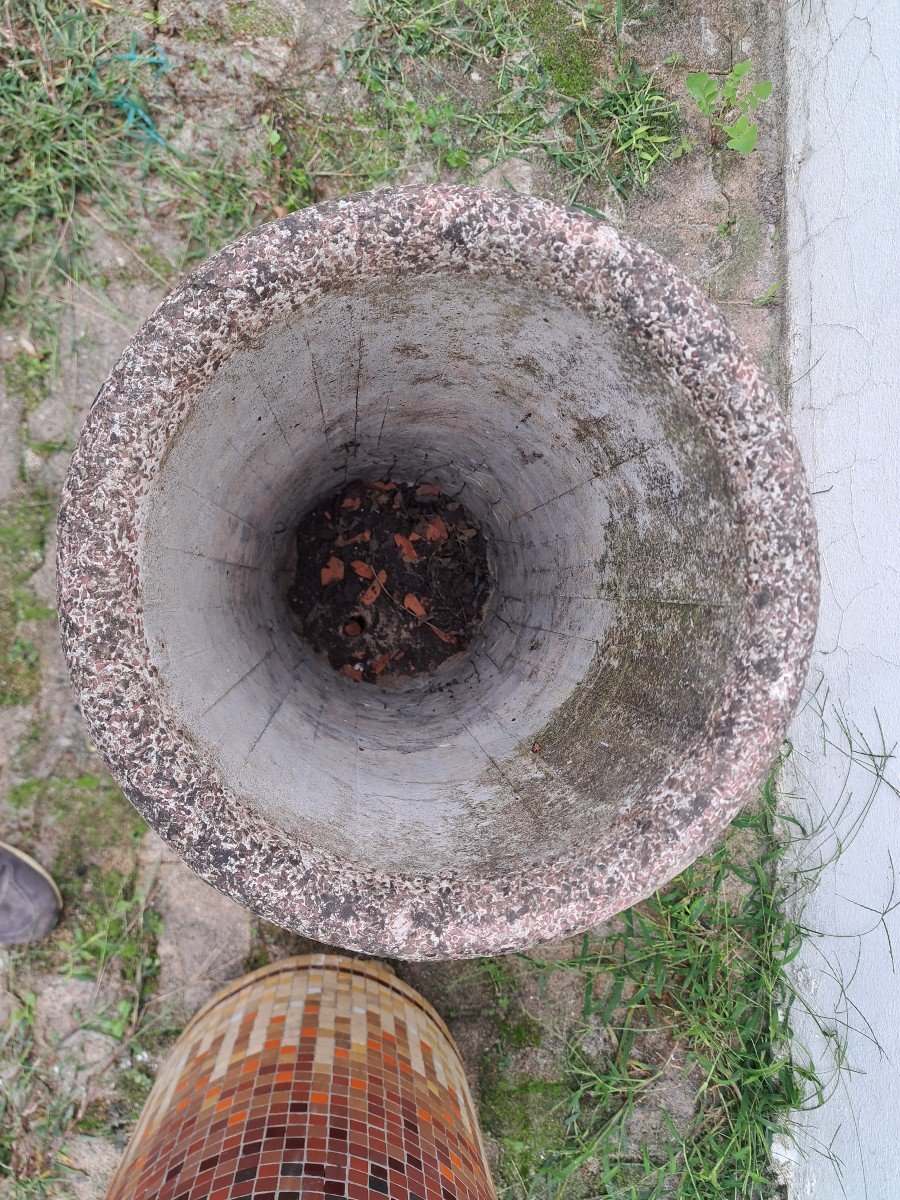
xmin=0 ymin=0 xmax=786 ymax=1195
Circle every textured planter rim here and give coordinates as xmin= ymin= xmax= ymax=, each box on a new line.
xmin=57 ymin=185 xmax=819 ymax=960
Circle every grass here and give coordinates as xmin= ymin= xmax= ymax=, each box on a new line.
xmin=0 ymin=771 xmax=178 ymax=1196
xmin=1 ymin=0 xmax=772 ymax=365
xmin=489 ymin=704 xmax=899 ymax=1199
xmin=0 ymin=992 xmax=78 ymax=1200
xmin=547 ymin=61 xmax=681 ymax=198
xmin=471 ymin=738 xmax=892 ymax=1200
xmin=61 ymin=870 xmax=163 ymax=1040
xmin=530 ymin=793 xmax=809 ymax=1197
xmin=0 ymin=490 xmax=55 ymax=706
xmin=340 ymin=0 xmax=682 ymax=203
xmin=0 ymin=0 xmax=271 ymax=352
xmin=0 ymin=868 xmax=165 ymax=1198
xmin=1 ymin=0 xmax=162 ymax=345
xmin=7 ymin=770 xmax=148 ymax=892
xmin=0 ymin=0 xmax=683 ymax=362
xmin=3 ymin=348 xmax=53 ymax=411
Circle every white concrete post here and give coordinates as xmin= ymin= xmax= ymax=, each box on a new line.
xmin=786 ymin=2 xmax=900 ymax=1195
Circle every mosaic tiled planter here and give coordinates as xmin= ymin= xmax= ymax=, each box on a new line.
xmin=104 ymin=955 xmax=494 ymax=1200
xmin=58 ymin=186 xmax=819 ymax=960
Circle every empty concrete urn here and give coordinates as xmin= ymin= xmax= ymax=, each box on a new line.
xmin=57 ymin=187 xmax=818 ymax=960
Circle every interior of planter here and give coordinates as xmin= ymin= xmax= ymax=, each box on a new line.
xmin=140 ymin=271 xmax=747 ymax=878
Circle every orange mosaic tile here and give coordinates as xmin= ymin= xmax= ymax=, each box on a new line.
xmin=104 ymin=955 xmax=495 ymax=1200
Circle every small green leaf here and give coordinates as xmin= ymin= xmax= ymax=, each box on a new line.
xmin=685 ymin=71 xmax=717 ymax=115
xmin=724 ymin=115 xmax=758 ymax=154
xmin=721 ymin=60 xmax=752 ymax=107
xmin=753 ymin=279 xmax=784 ymax=306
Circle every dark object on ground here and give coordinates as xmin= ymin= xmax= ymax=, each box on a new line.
xmin=288 ymin=479 xmax=490 ymax=684
xmin=0 ymin=842 xmax=62 ymax=945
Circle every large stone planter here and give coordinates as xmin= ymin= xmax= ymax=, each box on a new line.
xmin=57 ymin=187 xmax=818 ymax=960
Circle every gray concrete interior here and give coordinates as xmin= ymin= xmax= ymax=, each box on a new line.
xmin=140 ymin=273 xmax=747 ymax=878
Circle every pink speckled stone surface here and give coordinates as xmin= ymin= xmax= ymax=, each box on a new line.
xmin=57 ymin=187 xmax=818 ymax=959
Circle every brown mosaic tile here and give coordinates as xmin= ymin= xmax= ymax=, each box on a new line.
xmin=105 ymin=955 xmax=494 ymax=1200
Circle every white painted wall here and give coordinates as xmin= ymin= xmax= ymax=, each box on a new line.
xmin=784 ymin=1 xmax=900 ymax=1196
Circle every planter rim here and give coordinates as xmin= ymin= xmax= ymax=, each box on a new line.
xmin=57 ymin=185 xmax=819 ymax=959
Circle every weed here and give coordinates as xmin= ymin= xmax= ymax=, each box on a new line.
xmin=1 ymin=0 xmax=685 ymax=370
xmin=243 ymin=917 xmax=324 ymax=972
xmin=62 ymin=871 xmax=163 ymax=1044
xmin=10 ymin=773 xmax=147 ymax=886
xmin=478 ymin=954 xmax=520 ymax=1007
xmin=0 ymin=0 xmax=270 ymax=355
xmin=65 ymin=872 xmax=160 ymax=984
xmin=0 ymin=991 xmax=78 ymax=1198
xmin=6 ymin=771 xmax=147 ymax=936
xmin=472 ymin=711 xmax=900 ymax=1199
xmin=0 ymin=1 xmax=162 ymax=338
xmin=548 ymin=60 xmax=682 ymax=200
xmin=477 ymin=963 xmax=544 ymax=1048
xmin=578 ymin=0 xmax=667 ymax=39
xmin=753 ymin=280 xmax=784 ymax=307
xmin=0 ymin=5 xmax=826 ymax=1195
xmin=685 ymin=61 xmax=772 ymax=154
xmin=7 ymin=777 xmax=45 ymax=810
xmin=8 ymin=716 xmax=44 ymax=775
xmin=262 ymin=104 xmax=400 ymax=206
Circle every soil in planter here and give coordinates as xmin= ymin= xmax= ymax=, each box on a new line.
xmin=288 ymin=479 xmax=491 ymax=684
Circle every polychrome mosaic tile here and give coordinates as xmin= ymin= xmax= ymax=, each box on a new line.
xmin=104 ymin=954 xmax=495 ymax=1200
